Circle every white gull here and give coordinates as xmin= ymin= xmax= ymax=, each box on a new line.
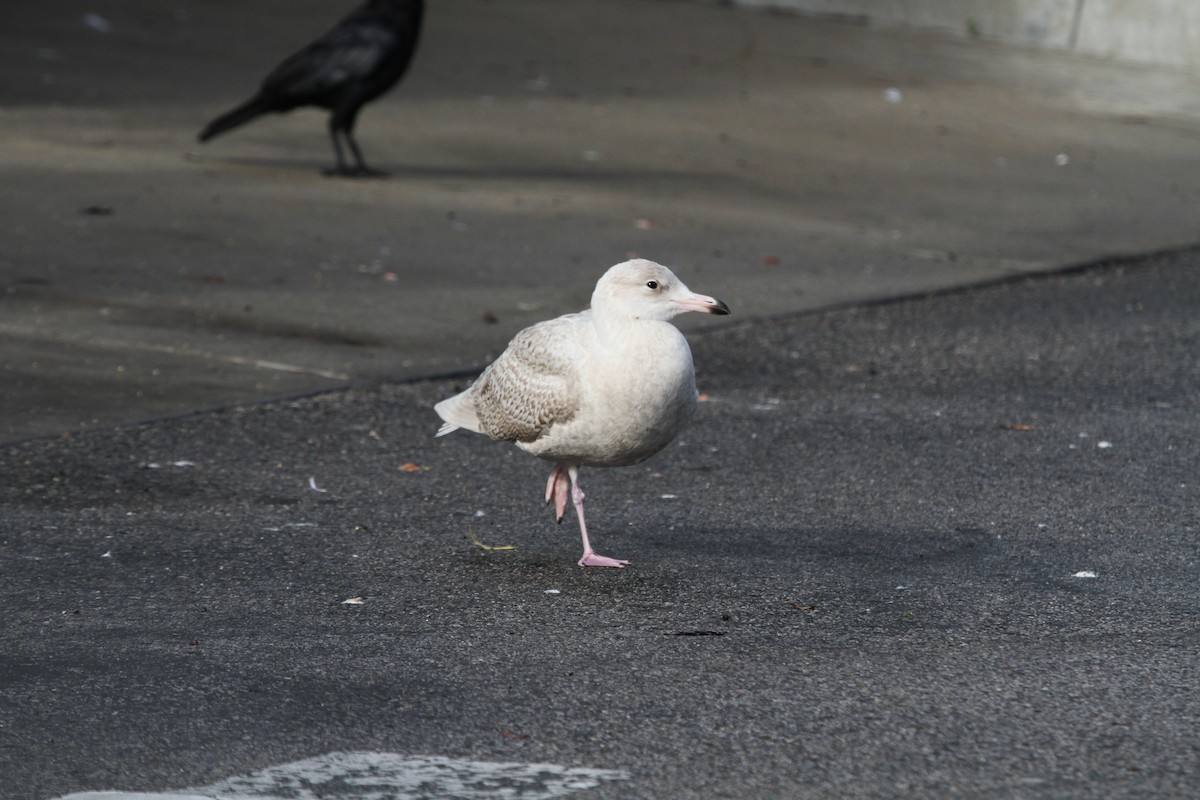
xmin=434 ymin=259 xmax=731 ymax=567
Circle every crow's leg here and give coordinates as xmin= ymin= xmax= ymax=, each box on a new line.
xmin=323 ymin=116 xmax=355 ymax=176
xmin=324 ymin=107 xmax=385 ymax=177
xmin=345 ymin=128 xmax=384 ymax=177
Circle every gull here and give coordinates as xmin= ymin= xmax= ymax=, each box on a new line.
xmin=435 ymin=259 xmax=731 ymax=567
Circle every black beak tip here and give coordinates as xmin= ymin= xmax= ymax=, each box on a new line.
xmin=711 ymin=300 xmax=732 ymax=316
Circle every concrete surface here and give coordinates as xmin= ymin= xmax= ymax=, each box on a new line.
xmin=1 ymin=251 xmax=1196 ymax=799
xmin=4 ymin=0 xmax=1200 ymax=442
xmin=730 ymin=0 xmax=1200 ymax=72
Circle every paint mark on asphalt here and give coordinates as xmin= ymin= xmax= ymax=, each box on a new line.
xmin=53 ymin=750 xmax=630 ymax=800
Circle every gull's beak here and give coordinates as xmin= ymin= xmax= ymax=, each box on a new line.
xmin=675 ymin=292 xmax=731 ymax=316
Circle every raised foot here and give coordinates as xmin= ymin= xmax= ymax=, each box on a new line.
xmin=546 ymin=464 xmax=570 ymax=523
xmin=578 ymin=552 xmax=631 ymax=568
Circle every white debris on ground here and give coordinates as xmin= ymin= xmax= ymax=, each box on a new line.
xmin=82 ymin=13 xmax=112 ymax=33
xmin=53 ymin=750 xmax=630 ymax=800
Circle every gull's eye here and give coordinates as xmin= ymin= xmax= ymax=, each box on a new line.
xmin=645 ymin=280 xmax=659 ymax=290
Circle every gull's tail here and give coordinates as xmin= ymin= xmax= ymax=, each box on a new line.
xmin=434 ymin=390 xmax=480 ymax=437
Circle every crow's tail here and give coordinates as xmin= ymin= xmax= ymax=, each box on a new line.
xmin=198 ymin=97 xmax=271 ymax=142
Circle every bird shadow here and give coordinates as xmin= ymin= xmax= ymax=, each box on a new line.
xmin=186 ymin=151 xmax=766 ymax=193
xmin=640 ymin=523 xmax=1001 ymax=573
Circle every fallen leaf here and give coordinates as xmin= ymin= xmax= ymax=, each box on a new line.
xmin=762 ymin=255 xmax=781 ymax=266
xmin=398 ymin=463 xmax=425 ymax=473
xmin=468 ymin=526 xmax=516 ymax=552
xmin=341 ymin=597 xmax=364 ymax=605
xmin=498 ymin=728 xmax=529 ymax=740
xmin=1006 ymin=423 xmax=1035 ymax=431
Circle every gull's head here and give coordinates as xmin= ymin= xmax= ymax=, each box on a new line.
xmin=591 ymin=259 xmax=731 ymax=322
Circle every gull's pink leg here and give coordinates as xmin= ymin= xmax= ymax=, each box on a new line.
xmin=567 ymin=466 xmax=630 ymax=568
xmin=545 ymin=463 xmax=570 ymax=522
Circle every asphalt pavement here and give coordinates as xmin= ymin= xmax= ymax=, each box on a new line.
xmin=2 ymin=250 xmax=1197 ymax=799
xmin=2 ymin=0 xmax=1199 ymax=798
xmin=5 ymin=0 xmax=1200 ymax=441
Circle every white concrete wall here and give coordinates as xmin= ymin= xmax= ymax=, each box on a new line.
xmin=1074 ymin=0 xmax=1200 ymax=70
xmin=728 ymin=0 xmax=1200 ymax=72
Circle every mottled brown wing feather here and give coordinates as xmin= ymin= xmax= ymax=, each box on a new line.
xmin=472 ymin=315 xmax=584 ymax=442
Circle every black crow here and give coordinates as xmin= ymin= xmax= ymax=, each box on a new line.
xmin=198 ymin=0 xmax=424 ymax=176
